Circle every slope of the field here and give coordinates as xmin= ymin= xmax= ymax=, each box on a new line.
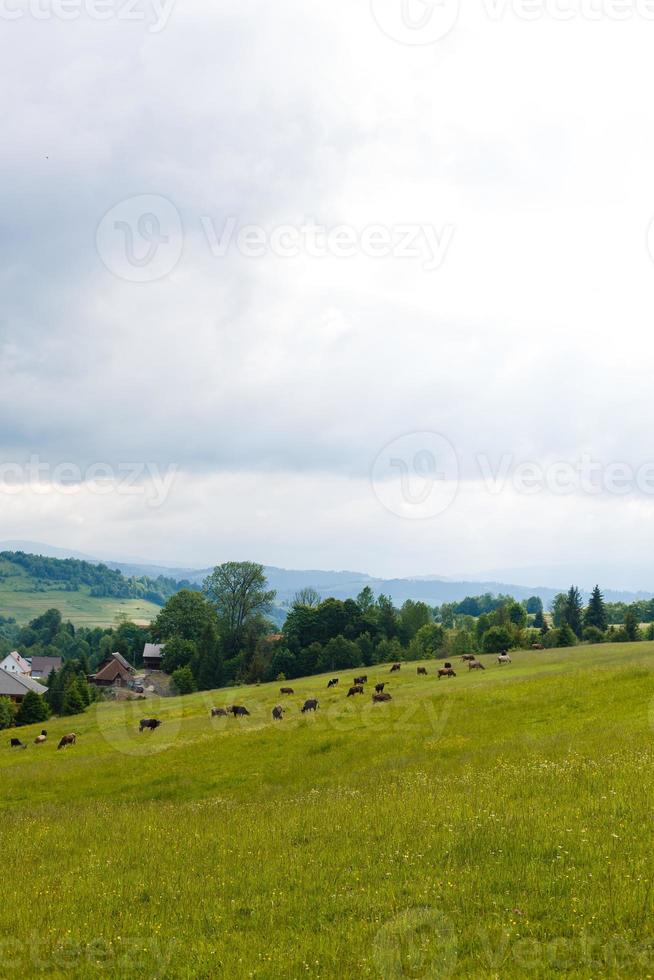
xmin=0 ymin=558 xmax=161 ymax=626
xmin=3 ymin=644 xmax=654 ymax=978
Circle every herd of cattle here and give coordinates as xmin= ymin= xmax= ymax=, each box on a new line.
xmin=9 ymin=730 xmax=78 ymax=750
xmin=8 ymin=653 xmax=516 ymax=748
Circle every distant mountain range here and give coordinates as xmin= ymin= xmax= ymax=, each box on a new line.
xmin=2 ymin=541 xmax=651 ymax=610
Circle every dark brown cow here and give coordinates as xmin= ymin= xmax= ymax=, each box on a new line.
xmin=327 ymin=678 xmax=339 ymax=688
xmin=532 ymin=643 xmax=545 ymax=650
xmin=375 ymin=682 xmax=386 ymax=693
xmin=417 ymin=667 xmax=427 ymax=675
xmin=390 ymin=663 xmax=401 ymax=672
xmin=443 ymin=662 xmax=453 ymax=669
xmin=301 ymin=699 xmax=318 ymax=713
xmin=372 ymin=692 xmax=392 ymax=703
xmin=272 ymin=705 xmax=284 ymax=720
xmin=139 ymin=718 xmax=161 ymax=732
xmin=354 ymin=675 xmax=367 ymax=685
xmin=211 ymin=707 xmax=229 ymax=717
xmin=10 ymin=738 xmax=26 ymax=749
xmin=468 ymin=660 xmax=485 ymax=671
xmin=280 ymin=687 xmax=294 ymax=695
xmin=347 ymin=685 xmax=364 ymax=697
xmin=57 ymin=733 xmax=77 ymax=748
xmin=231 ymin=706 xmax=250 ymax=717
xmin=437 ymin=667 xmax=456 ymax=679
xmin=461 ymin=654 xmax=476 ymax=662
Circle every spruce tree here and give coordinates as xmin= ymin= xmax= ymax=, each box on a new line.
xmin=62 ymin=681 xmax=85 ymax=716
xmin=15 ymin=691 xmax=49 ymax=726
xmin=584 ymin=585 xmax=607 ymax=633
xmin=564 ymin=586 xmax=584 ymax=638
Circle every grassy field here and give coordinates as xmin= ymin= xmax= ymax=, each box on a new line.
xmin=2 ymin=643 xmax=654 ymax=978
xmin=0 ymin=558 xmax=161 ymax=626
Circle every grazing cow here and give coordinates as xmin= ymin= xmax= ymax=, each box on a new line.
xmin=438 ymin=667 xmax=456 ymax=679
xmin=347 ymin=685 xmax=364 ymax=697
xmin=468 ymin=660 xmax=485 ymax=671
xmin=57 ymin=733 xmax=77 ymax=749
xmin=280 ymin=687 xmax=294 ymax=695
xmin=417 ymin=667 xmax=427 ymax=675
xmin=211 ymin=707 xmax=228 ymax=717
xmin=497 ymin=654 xmax=512 ymax=665
xmin=34 ymin=734 xmax=47 ymax=745
xmin=231 ymin=706 xmax=250 ymax=717
xmin=139 ymin=718 xmax=162 ymax=732
xmin=301 ymin=699 xmax=318 ymax=713
xmin=390 ymin=663 xmax=401 ymax=672
xmin=272 ymin=705 xmax=284 ymax=721
xmin=327 ymin=678 xmax=339 ymax=688
xmin=375 ymin=683 xmax=385 ymax=693
xmin=372 ymin=692 xmax=392 ymax=703
xmin=10 ymin=738 xmax=26 ymax=749
xmin=461 ymin=653 xmax=476 ymax=662
xmin=532 ymin=643 xmax=545 ymax=650
xmin=354 ymin=675 xmax=367 ymax=685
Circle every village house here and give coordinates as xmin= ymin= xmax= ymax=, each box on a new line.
xmin=0 ymin=670 xmax=47 ymax=703
xmin=142 ymin=643 xmax=164 ymax=671
xmin=0 ymin=651 xmax=32 ymax=676
xmin=88 ymin=652 xmax=135 ymax=689
xmin=30 ymin=655 xmax=63 ymax=679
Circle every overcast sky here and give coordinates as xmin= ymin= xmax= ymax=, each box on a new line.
xmin=2 ymin=0 xmax=654 ymax=584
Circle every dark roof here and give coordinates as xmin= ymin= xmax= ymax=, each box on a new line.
xmin=30 ymin=656 xmax=63 ymax=675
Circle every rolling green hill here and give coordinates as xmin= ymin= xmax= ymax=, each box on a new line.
xmin=2 ymin=641 xmax=653 ymax=977
xmin=0 ymin=553 xmax=181 ymax=626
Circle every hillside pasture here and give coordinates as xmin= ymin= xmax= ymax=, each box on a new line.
xmin=2 ymin=643 xmax=654 ymax=978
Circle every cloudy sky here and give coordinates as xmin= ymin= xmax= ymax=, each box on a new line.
xmin=2 ymin=0 xmax=654 ymax=585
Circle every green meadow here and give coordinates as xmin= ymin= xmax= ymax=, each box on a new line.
xmin=2 ymin=643 xmax=654 ymax=978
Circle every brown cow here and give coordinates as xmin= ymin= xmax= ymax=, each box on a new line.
xmin=375 ymin=682 xmax=386 ymax=693
xmin=372 ymin=692 xmax=392 ymax=703
xmin=211 ymin=707 xmax=229 ymax=717
xmin=468 ymin=660 xmax=485 ymax=671
xmin=347 ymin=685 xmax=364 ymax=697
xmin=139 ymin=718 xmax=161 ymax=732
xmin=461 ymin=653 xmax=476 ymax=662
xmin=10 ymin=738 xmax=26 ymax=749
xmin=231 ymin=706 xmax=250 ymax=717
xmin=438 ymin=667 xmax=456 ymax=679
xmin=301 ymin=699 xmax=318 ymax=713
xmin=354 ymin=675 xmax=367 ymax=685
xmin=532 ymin=643 xmax=545 ymax=650
xmin=272 ymin=705 xmax=284 ymax=720
xmin=280 ymin=687 xmax=294 ymax=695
xmin=390 ymin=663 xmax=401 ymax=672
xmin=417 ymin=667 xmax=427 ymax=675
xmin=57 ymin=733 xmax=77 ymax=749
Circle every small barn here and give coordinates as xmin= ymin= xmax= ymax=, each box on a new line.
xmin=88 ymin=652 xmax=135 ymax=688
xmin=0 ymin=671 xmax=48 ymax=704
xmin=142 ymin=643 xmax=164 ymax=671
